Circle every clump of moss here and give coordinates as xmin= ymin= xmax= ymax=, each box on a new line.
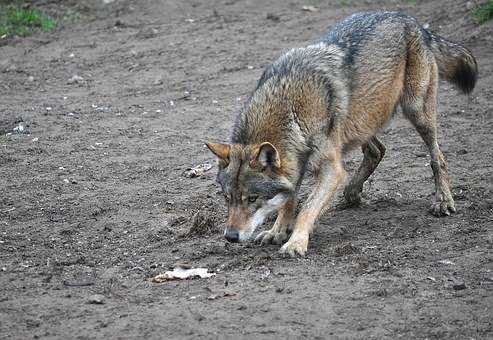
xmin=0 ymin=5 xmax=56 ymax=38
xmin=473 ymin=0 xmax=493 ymax=24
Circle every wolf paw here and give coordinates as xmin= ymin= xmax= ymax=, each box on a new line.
xmin=430 ymin=198 xmax=456 ymax=217
xmin=343 ymin=186 xmax=362 ymax=206
xmin=255 ymin=229 xmax=288 ymax=245
xmin=279 ymin=233 xmax=308 ymax=257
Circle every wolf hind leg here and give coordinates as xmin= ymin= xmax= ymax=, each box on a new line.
xmin=255 ymin=197 xmax=296 ymax=245
xmin=401 ymin=53 xmax=455 ymax=216
xmin=343 ymin=136 xmax=386 ymax=205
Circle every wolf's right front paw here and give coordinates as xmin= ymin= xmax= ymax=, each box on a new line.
xmin=255 ymin=229 xmax=288 ymax=245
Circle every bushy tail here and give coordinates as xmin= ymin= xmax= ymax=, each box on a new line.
xmin=428 ymin=32 xmax=478 ymax=94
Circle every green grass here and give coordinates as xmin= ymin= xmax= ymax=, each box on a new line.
xmin=0 ymin=6 xmax=56 ymax=38
xmin=473 ymin=0 xmax=493 ymax=24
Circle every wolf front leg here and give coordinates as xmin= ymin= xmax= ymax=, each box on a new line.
xmin=255 ymin=196 xmax=297 ymax=245
xmin=280 ymin=153 xmax=347 ymax=257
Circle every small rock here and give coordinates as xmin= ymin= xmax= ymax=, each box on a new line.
xmin=68 ymin=53 xmax=75 ymax=58
xmin=27 ymin=76 xmax=35 ymax=82
xmin=88 ymin=294 xmax=105 ymax=304
xmin=302 ymin=5 xmax=318 ymax=12
xmin=423 ymin=23 xmax=430 ymax=30
xmin=114 ymin=20 xmax=126 ymax=27
xmin=452 ymin=281 xmax=466 ymax=290
xmin=266 ymin=13 xmax=280 ymax=22
xmin=457 ymin=149 xmax=468 ymax=155
xmin=438 ymin=259 xmax=455 ymax=265
xmin=12 ymin=122 xmax=28 ymax=134
xmin=67 ymin=75 xmax=84 ymax=85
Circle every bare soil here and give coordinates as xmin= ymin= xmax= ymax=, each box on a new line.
xmin=1 ymin=0 xmax=492 ymax=339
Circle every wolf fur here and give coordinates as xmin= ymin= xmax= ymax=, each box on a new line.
xmin=206 ymin=11 xmax=478 ymax=256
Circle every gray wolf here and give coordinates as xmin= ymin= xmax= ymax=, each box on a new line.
xmin=206 ymin=11 xmax=478 ymax=256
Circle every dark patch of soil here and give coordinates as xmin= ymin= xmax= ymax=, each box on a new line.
xmin=1 ymin=0 xmax=492 ymax=339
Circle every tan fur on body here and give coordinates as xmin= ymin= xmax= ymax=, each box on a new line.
xmin=207 ymin=12 xmax=478 ymax=256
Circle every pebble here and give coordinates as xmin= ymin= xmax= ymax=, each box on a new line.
xmin=302 ymin=5 xmax=318 ymax=12
xmin=452 ymin=281 xmax=466 ymax=290
xmin=12 ymin=122 xmax=27 ymax=133
xmin=87 ymin=294 xmax=105 ymax=304
xmin=67 ymin=75 xmax=84 ymax=85
xmin=266 ymin=13 xmax=280 ymax=22
xmin=438 ymin=259 xmax=455 ymax=265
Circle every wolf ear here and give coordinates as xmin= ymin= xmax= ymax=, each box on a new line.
xmin=252 ymin=142 xmax=281 ymax=170
xmin=205 ymin=142 xmax=230 ymax=166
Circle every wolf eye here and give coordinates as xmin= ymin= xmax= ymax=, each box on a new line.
xmin=248 ymin=195 xmax=258 ymax=203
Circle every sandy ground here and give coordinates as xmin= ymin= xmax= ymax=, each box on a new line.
xmin=1 ymin=0 xmax=492 ymax=338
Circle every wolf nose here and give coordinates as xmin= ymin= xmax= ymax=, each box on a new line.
xmin=224 ymin=229 xmax=239 ymax=243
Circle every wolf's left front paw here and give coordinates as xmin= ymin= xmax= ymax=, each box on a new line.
xmin=255 ymin=229 xmax=288 ymax=245
xmin=430 ymin=196 xmax=456 ymax=217
xmin=279 ymin=233 xmax=308 ymax=257
xmin=343 ymin=185 xmax=362 ymax=206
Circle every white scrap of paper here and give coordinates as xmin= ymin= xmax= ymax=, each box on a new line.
xmin=151 ymin=267 xmax=215 ymax=282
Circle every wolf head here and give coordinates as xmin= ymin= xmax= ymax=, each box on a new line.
xmin=206 ymin=141 xmax=294 ymax=242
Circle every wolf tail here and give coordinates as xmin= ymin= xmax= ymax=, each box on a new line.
xmin=428 ymin=31 xmax=478 ymax=94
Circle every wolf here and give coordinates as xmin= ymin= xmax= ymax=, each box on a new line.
xmin=206 ymin=11 xmax=477 ymax=257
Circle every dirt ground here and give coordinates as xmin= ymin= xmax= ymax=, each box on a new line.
xmin=1 ymin=0 xmax=492 ymax=338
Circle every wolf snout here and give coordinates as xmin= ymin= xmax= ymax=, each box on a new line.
xmin=224 ymin=228 xmax=240 ymax=243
